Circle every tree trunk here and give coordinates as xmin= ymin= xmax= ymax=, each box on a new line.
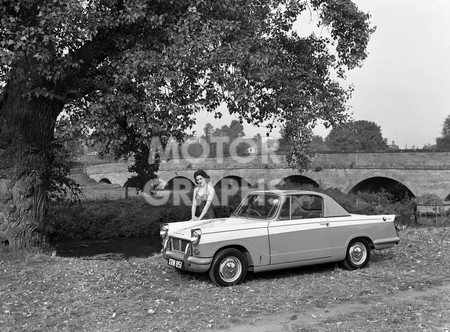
xmin=0 ymin=81 xmax=63 ymax=249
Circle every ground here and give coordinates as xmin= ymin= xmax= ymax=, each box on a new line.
xmin=1 ymin=227 xmax=449 ymax=331
xmin=205 ymin=284 xmax=450 ymax=332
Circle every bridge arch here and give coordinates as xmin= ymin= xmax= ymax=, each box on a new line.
xmin=275 ymin=175 xmax=320 ymax=189
xmin=99 ymin=178 xmax=112 ymax=184
xmin=163 ymin=176 xmax=195 ymax=192
xmin=214 ymin=176 xmax=253 ymax=207
xmin=214 ymin=176 xmax=253 ymax=190
xmin=349 ymin=176 xmax=415 ymax=200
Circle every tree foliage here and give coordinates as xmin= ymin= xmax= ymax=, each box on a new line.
xmin=203 ymin=123 xmax=215 ymax=142
xmin=325 ymin=120 xmax=388 ymax=152
xmin=436 ymin=115 xmax=450 ymax=151
xmin=212 ymin=120 xmax=245 ymax=140
xmin=310 ymin=135 xmax=330 ymax=152
xmin=198 ymin=120 xmax=247 ymax=157
xmin=1 ymin=0 xmax=374 ymax=162
xmin=0 ymin=0 xmax=374 ymax=248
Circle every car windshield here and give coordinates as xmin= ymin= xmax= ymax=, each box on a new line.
xmin=232 ymin=194 xmax=281 ymax=219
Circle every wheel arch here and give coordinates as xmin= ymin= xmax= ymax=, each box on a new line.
xmin=211 ymin=244 xmax=254 ymax=268
xmin=347 ymin=235 xmax=375 ymax=250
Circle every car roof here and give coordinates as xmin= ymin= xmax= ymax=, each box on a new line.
xmin=246 ymin=189 xmax=324 ymax=196
xmin=245 ymin=189 xmax=350 ymax=217
xmin=263 ymin=189 xmax=318 ymax=193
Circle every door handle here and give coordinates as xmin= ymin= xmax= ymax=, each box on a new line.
xmin=319 ymin=222 xmax=329 ymax=226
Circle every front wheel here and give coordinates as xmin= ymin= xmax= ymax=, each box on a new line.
xmin=343 ymin=238 xmax=371 ymax=270
xmin=209 ymin=248 xmax=248 ymax=287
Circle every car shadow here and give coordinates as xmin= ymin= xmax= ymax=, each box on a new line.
xmin=170 ymin=262 xmax=340 ymax=286
xmin=244 ymin=262 xmax=339 ymax=284
xmin=166 ymin=250 xmax=395 ymax=286
xmin=245 ymin=249 xmax=396 ymax=284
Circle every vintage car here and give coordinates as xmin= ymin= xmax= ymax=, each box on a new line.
xmin=160 ymin=190 xmax=400 ymax=286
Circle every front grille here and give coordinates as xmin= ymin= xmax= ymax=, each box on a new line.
xmin=170 ymin=237 xmax=190 ymax=253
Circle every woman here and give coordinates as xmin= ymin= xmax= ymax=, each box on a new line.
xmin=191 ymin=170 xmax=215 ymax=220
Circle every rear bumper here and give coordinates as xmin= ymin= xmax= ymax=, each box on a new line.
xmin=373 ymin=236 xmax=400 ymax=249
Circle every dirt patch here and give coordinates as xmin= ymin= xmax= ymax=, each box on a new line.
xmin=202 ymin=284 xmax=450 ymax=332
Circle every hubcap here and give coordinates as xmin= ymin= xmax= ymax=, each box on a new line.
xmin=219 ymin=256 xmax=242 ymax=283
xmin=350 ymin=243 xmax=367 ymax=265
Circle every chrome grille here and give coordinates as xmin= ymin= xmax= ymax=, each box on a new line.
xmin=170 ymin=237 xmax=190 ymax=253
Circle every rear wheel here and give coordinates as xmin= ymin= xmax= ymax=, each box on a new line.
xmin=209 ymin=248 xmax=248 ymax=287
xmin=343 ymin=238 xmax=370 ymax=269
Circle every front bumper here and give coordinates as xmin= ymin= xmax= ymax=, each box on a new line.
xmin=162 ymin=241 xmax=212 ymax=273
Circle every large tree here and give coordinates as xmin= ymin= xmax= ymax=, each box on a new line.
xmin=0 ymin=0 xmax=373 ymax=248
xmin=325 ymin=120 xmax=388 ymax=152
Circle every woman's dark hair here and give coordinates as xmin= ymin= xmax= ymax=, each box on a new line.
xmin=194 ymin=170 xmax=210 ymax=183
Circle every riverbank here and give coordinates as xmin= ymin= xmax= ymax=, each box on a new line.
xmin=45 ymin=187 xmax=423 ymax=244
xmin=45 ymin=197 xmax=191 ymax=242
xmin=1 ymin=227 xmax=449 ymax=331
xmin=53 ymin=236 xmax=162 ymax=259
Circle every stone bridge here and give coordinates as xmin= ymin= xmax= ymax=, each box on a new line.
xmin=84 ymin=152 xmax=450 ymax=200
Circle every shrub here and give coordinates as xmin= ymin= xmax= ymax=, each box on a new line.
xmin=45 ymin=186 xmax=420 ymax=242
xmin=322 ymin=188 xmax=416 ymax=224
xmin=45 ymin=197 xmax=166 ymax=241
xmin=286 ymin=185 xmax=416 ymax=224
xmin=156 ymin=206 xmax=191 ymax=224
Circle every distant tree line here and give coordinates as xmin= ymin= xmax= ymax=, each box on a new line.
xmin=436 ymin=115 xmax=450 ymax=151
xmin=63 ymin=114 xmax=450 ymax=160
xmin=281 ymin=116 xmax=450 ymax=153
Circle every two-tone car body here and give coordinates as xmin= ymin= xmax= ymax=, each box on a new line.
xmin=160 ymin=190 xmax=400 ymax=286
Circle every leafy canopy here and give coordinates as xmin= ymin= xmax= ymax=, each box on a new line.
xmin=1 ymin=0 xmax=374 ymax=170
xmin=325 ymin=120 xmax=388 ymax=152
xmin=211 ymin=120 xmax=245 ymax=139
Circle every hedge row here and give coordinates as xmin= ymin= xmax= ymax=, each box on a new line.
xmin=45 ymin=188 xmax=419 ymax=241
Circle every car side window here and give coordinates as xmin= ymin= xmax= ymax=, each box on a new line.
xmin=234 ymin=194 xmax=281 ymax=219
xmin=279 ymin=197 xmax=290 ymax=220
xmin=291 ymin=195 xmax=323 ymax=219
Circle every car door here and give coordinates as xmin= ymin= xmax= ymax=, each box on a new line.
xmin=268 ymin=194 xmax=332 ymax=265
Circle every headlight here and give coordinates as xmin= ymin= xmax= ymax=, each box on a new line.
xmin=191 ymin=229 xmax=202 ymax=246
xmin=160 ymin=224 xmax=169 ymax=239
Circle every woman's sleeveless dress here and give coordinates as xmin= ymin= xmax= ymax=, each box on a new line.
xmin=195 ymin=186 xmax=215 ymax=219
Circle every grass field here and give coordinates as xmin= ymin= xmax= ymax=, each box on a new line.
xmin=1 ymin=227 xmax=449 ymax=332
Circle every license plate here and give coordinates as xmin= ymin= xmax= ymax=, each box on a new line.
xmin=168 ymin=258 xmax=183 ymax=269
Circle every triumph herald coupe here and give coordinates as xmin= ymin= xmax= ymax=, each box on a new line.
xmin=160 ymin=190 xmax=400 ymax=286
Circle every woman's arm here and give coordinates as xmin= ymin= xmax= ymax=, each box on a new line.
xmin=191 ymin=187 xmax=199 ymax=220
xmin=198 ymin=184 xmax=215 ymax=219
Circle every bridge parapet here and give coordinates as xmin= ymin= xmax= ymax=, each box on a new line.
xmin=82 ymin=151 xmax=450 ymax=199
xmin=158 ymin=154 xmax=288 ymax=171
xmin=159 ymin=152 xmax=450 ymax=171
xmin=313 ymin=152 xmax=450 ymax=169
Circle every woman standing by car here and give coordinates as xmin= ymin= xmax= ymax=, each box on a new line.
xmin=191 ymin=170 xmax=215 ymax=220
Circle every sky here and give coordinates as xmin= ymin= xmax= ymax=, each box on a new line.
xmin=191 ymin=0 xmax=450 ymax=149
